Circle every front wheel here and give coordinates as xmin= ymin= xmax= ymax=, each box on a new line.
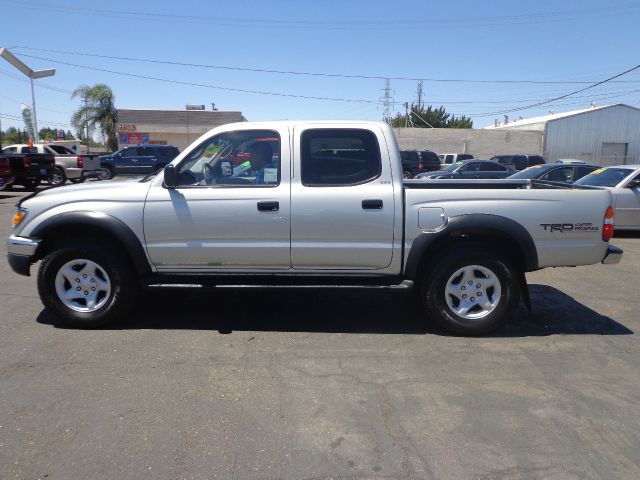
xmin=47 ymin=167 xmax=66 ymax=187
xmin=97 ymin=166 xmax=114 ymax=181
xmin=420 ymin=248 xmax=521 ymax=335
xmin=37 ymin=241 xmax=138 ymax=328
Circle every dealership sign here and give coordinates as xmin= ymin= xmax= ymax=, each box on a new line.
xmin=119 ymin=132 xmax=149 ymax=144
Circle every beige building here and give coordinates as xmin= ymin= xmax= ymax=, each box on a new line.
xmin=116 ymin=109 xmax=246 ymax=151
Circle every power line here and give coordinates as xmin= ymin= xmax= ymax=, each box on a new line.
xmin=12 ymin=46 xmax=640 ymax=85
xmin=471 ymin=63 xmax=640 ymax=117
xmin=3 ymin=0 xmax=639 ymax=29
xmin=16 ymin=53 xmax=379 ymax=104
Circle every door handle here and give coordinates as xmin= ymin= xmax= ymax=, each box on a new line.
xmin=362 ymin=199 xmax=383 ymax=209
xmin=257 ymin=201 xmax=279 ymax=212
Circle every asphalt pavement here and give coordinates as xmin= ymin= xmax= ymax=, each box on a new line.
xmin=1 ymin=186 xmax=639 ymax=479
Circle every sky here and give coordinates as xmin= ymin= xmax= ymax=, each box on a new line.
xmin=1 ymin=0 xmax=639 ymax=135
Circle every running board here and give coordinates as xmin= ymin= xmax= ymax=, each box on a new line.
xmin=142 ymin=277 xmax=414 ymax=290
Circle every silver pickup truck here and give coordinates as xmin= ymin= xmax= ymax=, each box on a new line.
xmin=6 ymin=121 xmax=623 ymax=335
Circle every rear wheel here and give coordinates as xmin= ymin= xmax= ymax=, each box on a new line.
xmin=403 ymin=171 xmax=413 ymax=179
xmin=37 ymin=241 xmax=138 ymax=328
xmin=420 ymin=247 xmax=521 ymax=335
xmin=21 ymin=178 xmax=40 ymax=190
xmin=47 ymin=167 xmax=66 ymax=187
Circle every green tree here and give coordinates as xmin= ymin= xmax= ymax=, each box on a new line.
xmin=71 ymin=84 xmax=118 ymax=151
xmin=390 ymin=105 xmax=473 ymax=129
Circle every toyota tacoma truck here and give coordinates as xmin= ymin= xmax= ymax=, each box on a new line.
xmin=3 ymin=143 xmax=101 ymax=186
xmin=6 ymin=121 xmax=623 ymax=335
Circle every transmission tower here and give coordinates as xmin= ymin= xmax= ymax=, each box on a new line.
xmin=379 ymin=79 xmax=394 ymax=123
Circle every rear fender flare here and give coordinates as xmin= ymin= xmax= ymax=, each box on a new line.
xmin=404 ymin=213 xmax=538 ymax=279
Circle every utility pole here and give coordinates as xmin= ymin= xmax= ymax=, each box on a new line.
xmin=379 ymin=79 xmax=394 ymax=124
xmin=416 ymin=80 xmax=424 ymax=109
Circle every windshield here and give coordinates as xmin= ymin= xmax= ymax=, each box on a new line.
xmin=508 ymin=165 xmax=548 ymax=179
xmin=574 ymin=167 xmax=634 ymax=187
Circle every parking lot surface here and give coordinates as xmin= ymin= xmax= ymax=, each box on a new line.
xmin=1 ymin=186 xmax=639 ymax=479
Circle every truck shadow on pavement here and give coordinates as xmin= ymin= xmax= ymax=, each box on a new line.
xmin=37 ymin=284 xmax=632 ymax=337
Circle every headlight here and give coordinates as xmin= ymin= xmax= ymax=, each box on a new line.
xmin=12 ymin=208 xmax=28 ymax=228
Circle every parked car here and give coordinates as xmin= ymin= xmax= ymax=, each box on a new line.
xmin=0 ymin=146 xmax=55 ymax=189
xmin=415 ymin=160 xmax=514 ymax=180
xmin=0 ymin=157 xmax=15 ymax=191
xmin=7 ymin=121 xmax=621 ymax=336
xmin=574 ymin=165 xmax=640 ymax=230
xmin=508 ymin=164 xmax=600 ymax=183
xmin=400 ymin=150 xmax=441 ymax=178
xmin=439 ymin=153 xmax=474 ymax=164
xmin=98 ymin=145 xmax=180 ymax=179
xmin=3 ymin=143 xmax=101 ymax=186
xmin=490 ymin=154 xmax=546 ymax=171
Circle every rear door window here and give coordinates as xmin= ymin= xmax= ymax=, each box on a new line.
xmin=480 ymin=162 xmax=506 ymax=171
xmin=301 ymin=129 xmax=381 ymax=186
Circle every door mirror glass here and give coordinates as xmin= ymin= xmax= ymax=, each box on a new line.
xmin=627 ymin=178 xmax=640 ymax=188
xmin=164 ymin=164 xmax=179 ymax=188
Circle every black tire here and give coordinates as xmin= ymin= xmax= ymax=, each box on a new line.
xmin=97 ymin=166 xmax=114 ymax=180
xmin=21 ymin=178 xmax=40 ymax=190
xmin=37 ymin=240 xmax=138 ymax=328
xmin=69 ymin=176 xmax=86 ymax=184
xmin=420 ymin=247 xmax=521 ymax=336
xmin=403 ymin=171 xmax=413 ymax=179
xmin=47 ymin=167 xmax=67 ymax=187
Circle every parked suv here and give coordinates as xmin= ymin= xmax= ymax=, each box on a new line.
xmin=400 ymin=150 xmax=441 ymax=178
xmin=99 ymin=145 xmax=180 ymax=179
xmin=490 ymin=154 xmax=546 ymax=171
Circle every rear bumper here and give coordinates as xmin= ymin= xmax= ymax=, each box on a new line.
xmin=64 ymin=167 xmax=82 ymax=179
xmin=82 ymin=169 xmax=103 ymax=178
xmin=602 ymin=244 xmax=623 ymax=265
xmin=6 ymin=235 xmax=40 ymax=276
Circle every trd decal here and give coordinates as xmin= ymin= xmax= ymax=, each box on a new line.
xmin=540 ymin=223 xmax=599 ymax=232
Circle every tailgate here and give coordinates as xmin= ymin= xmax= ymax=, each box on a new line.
xmin=82 ymin=155 xmax=100 ymax=170
xmin=11 ymin=154 xmax=54 ymax=175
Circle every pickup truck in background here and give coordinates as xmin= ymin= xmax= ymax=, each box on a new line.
xmin=98 ymin=145 xmax=180 ymax=180
xmin=3 ymin=144 xmax=101 ymax=186
xmin=6 ymin=121 xmax=622 ymax=335
xmin=0 ymin=146 xmax=54 ymax=189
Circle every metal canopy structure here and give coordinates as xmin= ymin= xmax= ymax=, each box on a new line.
xmin=0 ymin=47 xmax=56 ymax=141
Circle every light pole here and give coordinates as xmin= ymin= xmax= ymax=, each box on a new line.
xmin=0 ymin=48 xmax=55 ymax=142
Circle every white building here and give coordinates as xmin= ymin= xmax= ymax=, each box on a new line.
xmin=483 ymin=104 xmax=640 ymax=165
xmin=116 ymin=108 xmax=246 ymax=151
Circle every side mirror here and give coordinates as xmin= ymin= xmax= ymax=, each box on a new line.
xmin=627 ymin=178 xmax=640 ymax=188
xmin=163 ymin=164 xmax=179 ymax=188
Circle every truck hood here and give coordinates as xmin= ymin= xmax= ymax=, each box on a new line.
xmin=20 ymin=179 xmax=152 ymax=210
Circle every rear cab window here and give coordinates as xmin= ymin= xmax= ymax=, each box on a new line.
xmin=301 ymin=129 xmax=381 ymax=186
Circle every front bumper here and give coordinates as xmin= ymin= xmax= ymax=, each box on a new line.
xmin=602 ymin=244 xmax=623 ymax=265
xmin=6 ymin=235 xmax=41 ymax=276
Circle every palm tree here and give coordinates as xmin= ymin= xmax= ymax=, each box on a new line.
xmin=71 ymin=84 xmax=118 ymax=151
